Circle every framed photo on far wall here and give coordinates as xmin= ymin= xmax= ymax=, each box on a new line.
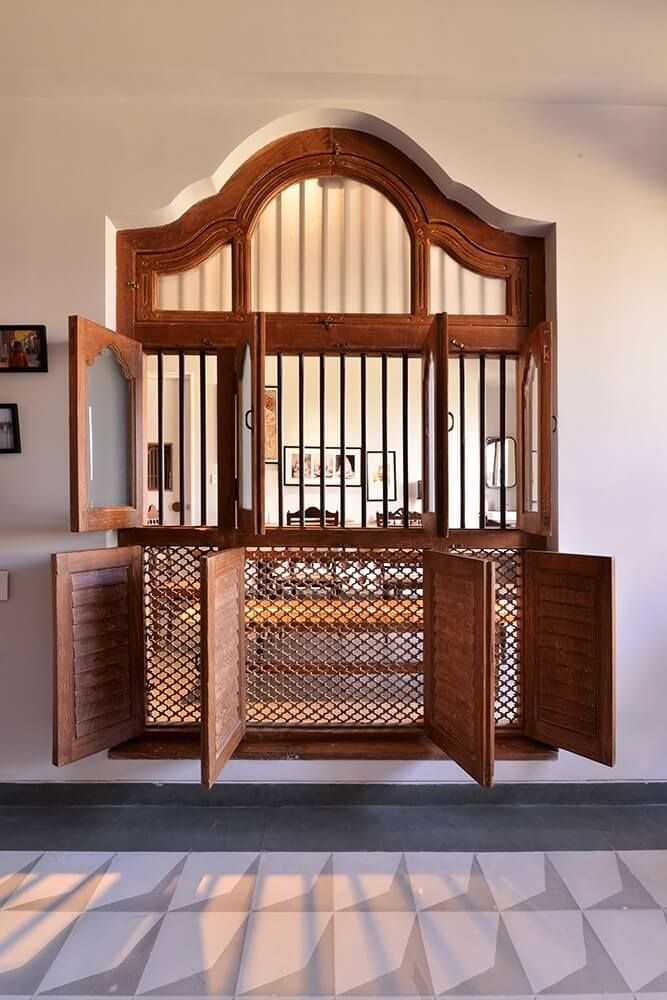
xmin=0 ymin=326 xmax=48 ymax=372
xmin=367 ymin=451 xmax=397 ymax=501
xmin=264 ymin=386 xmax=278 ymax=462
xmin=283 ymin=446 xmax=362 ymax=486
xmin=0 ymin=404 xmax=21 ymax=453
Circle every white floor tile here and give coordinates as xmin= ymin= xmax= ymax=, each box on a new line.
xmin=236 ymin=911 xmax=333 ymax=995
xmin=419 ymin=911 xmax=500 ymax=993
xmin=549 ymin=851 xmax=624 ymax=908
xmin=476 ymin=853 xmax=547 ymax=910
xmin=5 ymin=853 xmax=113 ymax=912
xmin=586 ymin=909 xmax=667 ymax=991
xmin=254 ymin=853 xmax=332 ymax=912
xmin=403 ymin=853 xmax=476 ymax=910
xmin=618 ymin=850 xmax=667 ymax=907
xmin=169 ymin=852 xmax=259 ymax=912
xmin=502 ymin=911 xmax=586 ymax=993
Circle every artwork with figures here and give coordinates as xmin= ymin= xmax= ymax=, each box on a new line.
xmin=284 ymin=446 xmax=362 ymax=486
xmin=367 ymin=451 xmax=397 ymax=501
xmin=0 ymin=404 xmax=21 ymax=453
xmin=264 ymin=386 xmax=278 ymax=461
xmin=0 ymin=325 xmax=48 ymax=372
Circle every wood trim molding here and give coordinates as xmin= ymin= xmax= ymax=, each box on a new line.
xmin=117 ymin=128 xmax=545 ymax=338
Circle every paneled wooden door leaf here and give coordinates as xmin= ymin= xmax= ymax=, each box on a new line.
xmin=421 ymin=313 xmax=449 ymax=539
xmin=200 ymin=548 xmax=247 ymax=787
xmin=52 ymin=546 xmax=145 ymax=765
xmin=524 ymin=551 xmax=615 ymax=765
xmin=423 ymin=549 xmax=496 ymax=786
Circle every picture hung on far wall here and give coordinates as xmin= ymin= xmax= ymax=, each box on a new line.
xmin=367 ymin=451 xmax=397 ymax=501
xmin=264 ymin=386 xmax=278 ymax=462
xmin=0 ymin=326 xmax=48 ymax=372
xmin=283 ymin=446 xmax=362 ymax=486
xmin=0 ymin=404 xmax=21 ymax=454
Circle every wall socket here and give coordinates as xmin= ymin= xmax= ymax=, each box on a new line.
xmin=0 ymin=571 xmax=8 ymax=601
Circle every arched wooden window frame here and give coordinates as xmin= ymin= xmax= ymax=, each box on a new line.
xmin=117 ymin=128 xmax=545 ymax=351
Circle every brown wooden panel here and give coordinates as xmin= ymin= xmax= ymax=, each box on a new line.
xmin=69 ymin=315 xmax=144 ymax=532
xmin=518 ymin=321 xmax=553 ymax=536
xmin=200 ymin=548 xmax=246 ymax=787
xmin=52 ymin=546 xmax=144 ymax=765
xmin=422 ymin=313 xmax=448 ymax=538
xmin=524 ymin=551 xmax=615 ymax=766
xmin=424 ymin=550 xmax=495 ymax=786
xmin=236 ymin=314 xmax=265 ymax=534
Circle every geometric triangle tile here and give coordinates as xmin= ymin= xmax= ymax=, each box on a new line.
xmin=36 ymin=911 xmax=162 ymax=995
xmin=618 ymin=850 xmax=667 ymax=908
xmin=501 ymin=911 xmax=587 ymax=994
xmin=0 ymin=854 xmax=43 ymax=909
xmin=583 ymin=910 xmax=667 ymax=992
xmin=476 ymin=853 xmax=549 ymax=911
xmin=136 ymin=912 xmax=248 ymax=995
xmin=540 ymin=915 xmax=630 ymax=993
xmin=506 ymin=856 xmax=578 ymax=911
xmin=6 ymin=854 xmax=114 ymax=913
xmin=236 ymin=911 xmax=334 ymax=995
xmin=254 ymin=853 xmax=333 ymax=912
xmin=549 ymin=852 xmax=626 ymax=910
xmin=405 ymin=853 xmax=496 ymax=911
xmin=334 ymin=854 xmax=415 ymax=912
xmin=418 ymin=911 xmax=500 ymax=994
xmin=169 ymin=853 xmax=259 ymax=913
xmin=87 ymin=853 xmax=187 ymax=912
xmin=0 ymin=912 xmax=78 ymax=995
xmin=334 ymin=912 xmax=428 ymax=995
xmin=441 ymin=915 xmax=531 ymax=994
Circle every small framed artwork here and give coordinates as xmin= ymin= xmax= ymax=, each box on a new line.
xmin=0 ymin=404 xmax=21 ymax=453
xmin=367 ymin=451 xmax=397 ymax=501
xmin=0 ymin=326 xmax=48 ymax=372
xmin=265 ymin=386 xmax=278 ymax=462
xmin=283 ymin=446 xmax=362 ymax=486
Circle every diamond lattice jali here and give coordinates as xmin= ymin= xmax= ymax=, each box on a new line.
xmin=245 ymin=548 xmax=424 ymax=726
xmin=451 ymin=546 xmax=523 ymax=728
xmin=144 ymin=546 xmax=216 ymax=725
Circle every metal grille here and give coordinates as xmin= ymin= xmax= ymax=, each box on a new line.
xmin=143 ymin=544 xmax=521 ymax=731
xmin=452 ymin=546 xmax=523 ymax=727
xmin=144 ymin=546 xmax=216 ymax=724
xmin=245 ymin=548 xmax=423 ymax=726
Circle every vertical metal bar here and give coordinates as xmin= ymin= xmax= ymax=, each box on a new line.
xmin=402 ymin=354 xmax=409 ymax=527
xmin=178 ymin=351 xmax=185 ymax=526
xmin=479 ymin=355 xmax=486 ymax=529
xmin=360 ymin=354 xmax=367 ymax=528
xmin=381 ymin=353 xmax=389 ymax=529
xmin=277 ymin=353 xmax=284 ymax=527
xmin=319 ymin=354 xmax=326 ymax=526
xmin=500 ymin=354 xmax=507 ymax=530
xmin=157 ymin=352 xmax=164 ymax=525
xmin=199 ymin=352 xmax=207 ymax=526
xmin=298 ymin=352 xmax=305 ymax=527
xmin=459 ymin=353 xmax=466 ymax=529
xmin=340 ymin=353 xmax=346 ymax=528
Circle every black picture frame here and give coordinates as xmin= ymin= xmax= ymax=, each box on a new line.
xmin=283 ymin=445 xmax=362 ymax=486
xmin=366 ymin=450 xmax=397 ymax=501
xmin=0 ymin=404 xmax=21 ymax=454
xmin=0 ymin=325 xmax=48 ymax=373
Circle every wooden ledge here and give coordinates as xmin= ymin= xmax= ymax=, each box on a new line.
xmin=110 ymin=729 xmax=557 ymax=762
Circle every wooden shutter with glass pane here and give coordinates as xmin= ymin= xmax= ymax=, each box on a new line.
xmin=237 ymin=314 xmax=265 ymax=534
xmin=518 ymin=321 xmax=552 ymax=535
xmin=422 ymin=313 xmax=449 ymax=538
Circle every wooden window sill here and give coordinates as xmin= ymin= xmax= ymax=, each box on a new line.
xmin=109 ymin=729 xmax=557 ymax=762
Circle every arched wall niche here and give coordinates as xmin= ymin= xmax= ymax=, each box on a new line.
xmin=116 ymin=127 xmax=545 ymax=343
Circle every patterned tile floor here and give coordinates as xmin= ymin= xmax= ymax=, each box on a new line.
xmin=1 ymin=849 xmax=667 ymax=996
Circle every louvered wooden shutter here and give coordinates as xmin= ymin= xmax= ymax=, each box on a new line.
xmin=421 ymin=313 xmax=449 ymax=538
xmin=52 ymin=546 xmax=144 ymax=764
xmin=200 ymin=548 xmax=246 ymax=787
xmin=424 ymin=550 xmax=495 ymax=786
xmin=524 ymin=551 xmax=615 ymax=765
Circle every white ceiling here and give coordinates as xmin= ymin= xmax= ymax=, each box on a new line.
xmin=1 ymin=0 xmax=665 ymax=104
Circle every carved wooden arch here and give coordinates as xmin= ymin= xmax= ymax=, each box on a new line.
xmin=117 ymin=127 xmax=545 ymax=338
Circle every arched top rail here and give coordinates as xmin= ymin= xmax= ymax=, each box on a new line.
xmin=117 ymin=128 xmax=545 ymax=337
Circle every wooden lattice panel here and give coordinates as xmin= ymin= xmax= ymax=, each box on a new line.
xmin=245 ymin=547 xmax=424 ymax=726
xmin=451 ymin=546 xmax=523 ymax=728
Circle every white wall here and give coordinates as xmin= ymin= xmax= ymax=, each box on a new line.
xmin=1 ymin=98 xmax=666 ymax=782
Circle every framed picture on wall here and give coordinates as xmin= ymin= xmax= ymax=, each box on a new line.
xmin=265 ymin=386 xmax=278 ymax=462
xmin=366 ymin=451 xmax=397 ymax=501
xmin=283 ymin=446 xmax=362 ymax=486
xmin=0 ymin=404 xmax=21 ymax=453
xmin=0 ymin=326 xmax=48 ymax=372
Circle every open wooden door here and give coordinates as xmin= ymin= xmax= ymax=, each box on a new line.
xmin=52 ymin=546 xmax=144 ymax=765
xmin=518 ymin=321 xmax=553 ymax=536
xmin=422 ymin=313 xmax=449 ymax=539
xmin=424 ymin=550 xmax=496 ymax=786
xmin=200 ymin=548 xmax=246 ymax=787
xmin=524 ymin=551 xmax=615 ymax=765
xmin=236 ymin=313 xmax=265 ymax=534
xmin=70 ymin=315 xmax=143 ymax=532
